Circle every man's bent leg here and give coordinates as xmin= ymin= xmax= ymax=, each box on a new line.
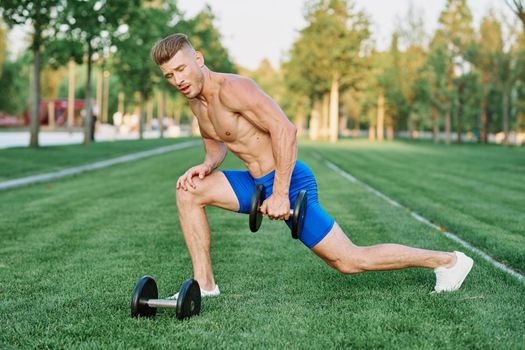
xmin=176 ymin=171 xmax=240 ymax=291
xmin=311 ymin=222 xmax=456 ymax=274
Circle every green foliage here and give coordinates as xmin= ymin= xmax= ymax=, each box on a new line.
xmin=60 ymin=0 xmax=138 ymax=49
xmin=112 ymin=0 xmax=179 ymax=99
xmin=244 ymin=59 xmax=284 ymax=103
xmin=285 ymin=0 xmax=371 ymax=99
xmin=177 ymin=5 xmax=236 ymax=73
xmin=3 ymin=0 xmax=525 ymax=137
xmin=0 ymin=53 xmax=30 ymax=115
xmin=43 ymin=38 xmax=84 ymax=69
xmin=0 ymin=0 xmax=62 ymax=49
xmin=435 ymin=0 xmax=475 ymax=54
xmin=0 ymin=17 xmax=6 ymax=78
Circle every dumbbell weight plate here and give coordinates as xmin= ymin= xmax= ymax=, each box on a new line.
xmin=249 ymin=184 xmax=265 ymax=232
xmin=176 ymin=279 xmax=201 ymax=320
xmin=131 ymin=275 xmax=158 ymax=318
xmin=291 ymin=190 xmax=307 ymax=239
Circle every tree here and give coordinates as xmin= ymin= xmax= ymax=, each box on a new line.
xmin=393 ymin=4 xmax=430 ymax=137
xmin=494 ymin=29 xmax=524 ymax=145
xmin=467 ymin=13 xmax=503 ymax=143
xmin=59 ymin=0 xmax=138 ymax=144
xmin=284 ymin=0 xmax=370 ymax=142
xmin=112 ymin=0 xmax=180 ymax=140
xmin=381 ymin=33 xmax=410 ymax=137
xmin=434 ymin=0 xmax=475 ymax=143
xmin=178 ymin=5 xmax=236 ymax=74
xmin=470 ymin=11 xmax=525 ymax=145
xmin=506 ymin=0 xmax=525 ymax=34
xmin=0 ymin=0 xmax=62 ymax=147
xmin=425 ymin=40 xmax=453 ymax=143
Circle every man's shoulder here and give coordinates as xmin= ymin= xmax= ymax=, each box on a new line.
xmin=218 ymin=73 xmax=259 ymax=109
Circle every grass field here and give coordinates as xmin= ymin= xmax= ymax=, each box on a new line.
xmin=311 ymin=140 xmax=525 ymax=275
xmin=1 ymin=139 xmax=524 ymax=349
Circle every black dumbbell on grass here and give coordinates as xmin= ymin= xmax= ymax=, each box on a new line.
xmin=131 ymin=276 xmax=201 ymax=320
xmin=249 ymin=183 xmax=307 ymax=239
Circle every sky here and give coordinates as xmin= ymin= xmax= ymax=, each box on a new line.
xmin=177 ymin=0 xmax=514 ymax=70
xmin=6 ymin=0 xmax=516 ymax=70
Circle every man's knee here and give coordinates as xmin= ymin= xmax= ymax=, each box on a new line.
xmin=176 ymin=178 xmax=208 ymax=207
xmin=332 ymin=250 xmax=369 ymax=275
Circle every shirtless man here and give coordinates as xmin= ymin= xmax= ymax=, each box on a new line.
xmin=150 ymin=34 xmax=474 ymax=298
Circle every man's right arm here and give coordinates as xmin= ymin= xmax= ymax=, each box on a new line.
xmin=202 ymin=136 xmax=227 ymax=172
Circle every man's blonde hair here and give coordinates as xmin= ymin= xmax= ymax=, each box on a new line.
xmin=150 ymin=33 xmax=194 ymax=66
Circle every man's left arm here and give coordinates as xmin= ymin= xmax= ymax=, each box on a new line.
xmin=220 ymin=78 xmax=297 ymax=219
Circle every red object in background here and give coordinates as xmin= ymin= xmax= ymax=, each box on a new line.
xmin=23 ymin=99 xmax=85 ymax=127
xmin=0 ymin=113 xmax=20 ymax=127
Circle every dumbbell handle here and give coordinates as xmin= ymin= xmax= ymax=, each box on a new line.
xmin=146 ymin=299 xmax=178 ymax=308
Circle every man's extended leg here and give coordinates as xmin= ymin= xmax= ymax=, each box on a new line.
xmin=311 ymin=223 xmax=455 ymax=272
xmin=176 ymin=171 xmax=239 ymax=291
xmin=311 ymin=222 xmax=473 ymax=292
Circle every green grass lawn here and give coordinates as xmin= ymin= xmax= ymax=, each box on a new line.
xmin=309 ymin=139 xmax=525 ymax=275
xmin=0 ymin=137 xmax=194 ymax=181
xmin=0 ymin=140 xmax=524 ymax=349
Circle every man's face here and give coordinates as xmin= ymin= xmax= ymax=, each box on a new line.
xmin=160 ymin=48 xmax=204 ymax=99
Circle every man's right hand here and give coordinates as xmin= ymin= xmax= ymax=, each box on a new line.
xmin=177 ymin=164 xmax=211 ymax=191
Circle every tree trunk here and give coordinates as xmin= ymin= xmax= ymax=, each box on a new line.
xmin=295 ymin=113 xmax=305 ymax=137
xmin=30 ymin=40 xmax=41 ymax=147
xmin=118 ymin=92 xmax=125 ymax=115
xmin=502 ymin=86 xmax=510 ymax=146
xmin=328 ymin=73 xmax=340 ymax=143
xmin=386 ymin=121 xmax=394 ymax=141
xmin=432 ymin=107 xmax=439 ymax=143
xmin=376 ymin=90 xmax=384 ymax=142
xmin=146 ymin=97 xmax=153 ymax=132
xmin=321 ymin=93 xmax=329 ymax=139
xmin=480 ymin=100 xmax=488 ymax=144
xmin=84 ymin=43 xmax=93 ymax=145
xmin=445 ymin=111 xmax=451 ymax=145
xmin=309 ymin=99 xmax=320 ymax=141
xmin=174 ymin=108 xmax=181 ymax=126
xmin=339 ymin=115 xmax=347 ymax=135
xmin=102 ymin=70 xmax=110 ymax=123
xmin=68 ymin=59 xmax=76 ymax=129
xmin=48 ymin=100 xmax=55 ymax=129
xmin=139 ymin=91 xmax=146 ymax=140
xmin=368 ymin=125 xmax=376 ymax=141
xmin=457 ymin=84 xmax=463 ymax=144
xmin=96 ymin=65 xmax=103 ymax=121
xmin=353 ymin=113 xmax=360 ymax=135
xmin=409 ymin=119 xmax=416 ymax=139
xmin=157 ymin=91 xmax=164 ymax=139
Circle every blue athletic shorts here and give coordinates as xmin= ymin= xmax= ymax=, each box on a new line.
xmin=222 ymin=160 xmax=335 ymax=249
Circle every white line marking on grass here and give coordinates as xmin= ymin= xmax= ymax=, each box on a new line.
xmin=324 ymin=159 xmax=525 ymax=285
xmin=325 ymin=161 xmax=358 ymax=183
xmin=0 ymin=140 xmax=200 ymax=191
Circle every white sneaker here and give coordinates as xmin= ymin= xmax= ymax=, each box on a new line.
xmin=167 ymin=284 xmax=220 ymax=300
xmin=433 ymin=251 xmax=474 ymax=293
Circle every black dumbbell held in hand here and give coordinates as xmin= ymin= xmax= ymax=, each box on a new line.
xmin=249 ymin=183 xmax=307 ymax=239
xmin=131 ymin=276 xmax=201 ymax=320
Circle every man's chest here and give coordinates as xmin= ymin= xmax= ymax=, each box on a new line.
xmin=197 ymin=103 xmax=240 ymax=142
